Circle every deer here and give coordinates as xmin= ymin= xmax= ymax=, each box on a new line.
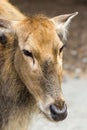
xmin=0 ymin=0 xmax=78 ymax=130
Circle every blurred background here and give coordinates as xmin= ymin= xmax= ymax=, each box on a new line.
xmin=10 ymin=0 xmax=87 ymax=78
xmin=9 ymin=1 xmax=87 ymax=130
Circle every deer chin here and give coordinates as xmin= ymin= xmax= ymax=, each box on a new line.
xmin=37 ymin=98 xmax=54 ymax=120
xmin=37 ymin=102 xmax=55 ymax=122
xmin=38 ymin=104 xmax=53 ymax=121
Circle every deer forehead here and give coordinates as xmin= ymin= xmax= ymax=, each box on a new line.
xmin=17 ymin=18 xmax=62 ymax=54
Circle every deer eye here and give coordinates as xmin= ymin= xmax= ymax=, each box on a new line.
xmin=23 ymin=49 xmax=33 ymax=58
xmin=59 ymin=44 xmax=66 ymax=54
xmin=23 ymin=49 xmax=35 ymax=64
xmin=0 ymin=33 xmax=7 ymax=45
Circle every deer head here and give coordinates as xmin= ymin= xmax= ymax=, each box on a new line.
xmin=0 ymin=12 xmax=78 ymax=121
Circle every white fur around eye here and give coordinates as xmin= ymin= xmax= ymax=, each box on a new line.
xmin=29 ymin=58 xmax=38 ymax=71
xmin=57 ymin=55 xmax=63 ymax=68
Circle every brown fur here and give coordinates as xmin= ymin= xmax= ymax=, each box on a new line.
xmin=0 ymin=1 xmax=77 ymax=130
xmin=0 ymin=1 xmax=35 ymax=130
xmin=0 ymin=16 xmax=64 ymax=130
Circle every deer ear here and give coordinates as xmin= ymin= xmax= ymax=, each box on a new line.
xmin=51 ymin=12 xmax=78 ymax=40
xmin=0 ymin=18 xmax=19 ymax=45
xmin=0 ymin=19 xmax=12 ymax=45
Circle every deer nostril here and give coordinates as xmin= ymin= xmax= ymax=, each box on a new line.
xmin=49 ymin=103 xmax=67 ymax=121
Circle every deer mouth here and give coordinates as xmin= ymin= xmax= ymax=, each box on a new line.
xmin=49 ymin=104 xmax=67 ymax=121
xmin=39 ymin=103 xmax=67 ymax=122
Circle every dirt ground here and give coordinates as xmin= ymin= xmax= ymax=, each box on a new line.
xmin=11 ymin=0 xmax=87 ymax=77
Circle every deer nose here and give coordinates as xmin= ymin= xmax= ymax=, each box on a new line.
xmin=49 ymin=103 xmax=67 ymax=121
